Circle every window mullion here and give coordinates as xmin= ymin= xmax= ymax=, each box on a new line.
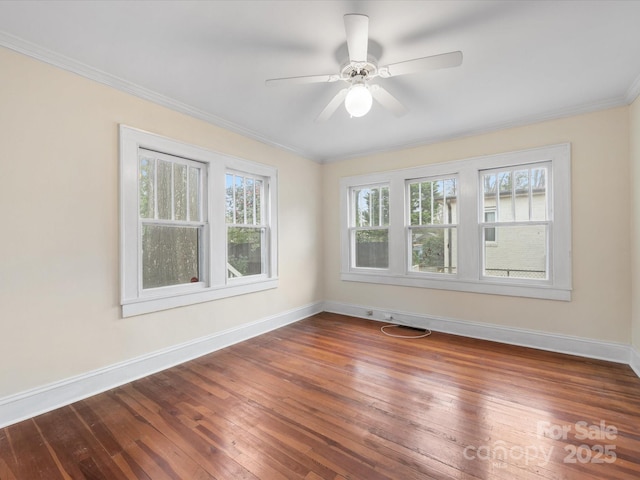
xmin=388 ymin=176 xmax=405 ymax=274
xmin=456 ymin=167 xmax=479 ymax=281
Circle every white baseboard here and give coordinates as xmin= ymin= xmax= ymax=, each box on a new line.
xmin=0 ymin=302 xmax=323 ymax=429
xmin=323 ymin=301 xmax=632 ymax=365
xmin=631 ymin=346 xmax=640 ymax=378
xmin=2 ymin=301 xmax=636 ymax=429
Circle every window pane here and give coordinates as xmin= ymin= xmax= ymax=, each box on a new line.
xmin=444 ymin=178 xmax=457 ymax=198
xmin=421 ymin=182 xmax=431 ymax=224
xmin=484 ymin=210 xmax=496 ymax=242
xmin=381 ymin=187 xmax=389 ymax=226
xmin=484 ymin=225 xmax=547 ymax=279
xmin=446 ymin=196 xmax=458 ymax=224
xmin=514 ymin=169 xmax=530 ymax=222
xmin=514 ymin=169 xmax=529 ymax=194
xmin=370 ymin=188 xmax=380 ymax=226
xmin=174 ymin=163 xmax=187 ymax=221
xmin=355 ymin=229 xmax=388 ymax=268
xmin=225 ymin=173 xmax=234 ymax=223
xmin=228 ymin=226 xmax=263 ymax=277
xmin=482 ymin=173 xmax=496 ymax=217
xmin=235 ymin=175 xmax=245 ymax=224
xmin=189 ymin=167 xmax=200 ymax=222
xmin=139 ymin=156 xmax=155 ymax=219
xmin=531 ymin=167 xmax=547 ymax=221
xmin=410 ymin=227 xmax=457 ymax=274
xmin=255 ymin=179 xmax=263 ymax=224
xmin=157 ymin=160 xmax=172 ymax=220
xmin=354 ymin=188 xmax=370 ymax=227
xmin=409 ymin=178 xmax=457 ymax=226
xmin=410 ymin=183 xmax=421 ymax=225
xmin=142 ymin=225 xmax=199 ymax=289
xmin=245 ymin=177 xmax=255 ymax=225
xmin=433 ymin=180 xmax=445 ymax=224
xmin=497 ymin=171 xmax=513 ymax=222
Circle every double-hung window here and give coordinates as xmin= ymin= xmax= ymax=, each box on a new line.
xmin=226 ymin=172 xmax=268 ymax=279
xmin=350 ymin=184 xmax=389 ymax=269
xmin=480 ymin=164 xmax=550 ymax=280
xmin=139 ymin=150 xmax=207 ymax=291
xmin=407 ymin=177 xmax=458 ymax=274
xmin=340 ymin=143 xmax=571 ymax=300
xmin=120 ymin=126 xmax=278 ymax=317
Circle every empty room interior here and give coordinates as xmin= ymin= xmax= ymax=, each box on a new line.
xmin=1 ymin=1 xmax=640 ymax=479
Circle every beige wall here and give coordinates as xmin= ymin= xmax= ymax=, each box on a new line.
xmin=1 ymin=44 xmax=636 ymax=402
xmin=631 ymin=96 xmax=640 ymax=351
xmin=323 ymin=107 xmax=631 ymax=343
xmin=0 ymin=47 xmax=323 ymax=398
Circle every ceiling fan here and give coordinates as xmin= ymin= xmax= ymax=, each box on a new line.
xmin=265 ymin=14 xmax=463 ymax=121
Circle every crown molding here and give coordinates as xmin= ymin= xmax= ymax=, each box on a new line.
xmin=625 ymin=71 xmax=640 ymax=105
xmin=0 ymin=31 xmax=315 ymax=162
xmin=1 ymin=30 xmax=636 ymax=165
xmin=322 ymin=95 xmax=627 ymax=163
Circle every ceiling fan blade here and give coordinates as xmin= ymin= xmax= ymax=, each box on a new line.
xmin=344 ymin=14 xmax=369 ymax=63
xmin=379 ymin=51 xmax=463 ymax=78
xmin=316 ymin=89 xmax=348 ymax=122
xmin=370 ymin=85 xmax=408 ymax=117
xmin=265 ymin=73 xmax=340 ymax=87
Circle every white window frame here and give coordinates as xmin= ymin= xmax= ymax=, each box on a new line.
xmin=479 ymin=162 xmax=551 ymax=282
xmin=340 ymin=143 xmax=571 ymax=301
xmin=120 ymin=125 xmax=278 ymax=317
xmin=225 ymin=170 xmax=271 ymax=283
xmin=137 ymin=149 xmax=209 ymax=295
xmin=405 ymin=175 xmax=459 ymax=276
xmin=348 ymin=183 xmax=390 ymax=271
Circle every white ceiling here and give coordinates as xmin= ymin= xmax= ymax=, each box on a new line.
xmin=1 ymin=0 xmax=640 ymax=163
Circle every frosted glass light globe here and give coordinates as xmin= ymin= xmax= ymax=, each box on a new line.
xmin=344 ymin=83 xmax=372 ymax=117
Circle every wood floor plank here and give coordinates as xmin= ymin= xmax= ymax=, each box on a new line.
xmin=1 ymin=312 xmax=640 ymax=479
xmin=0 ymin=419 xmax=66 ymax=480
xmin=33 ymin=405 xmax=128 ymax=480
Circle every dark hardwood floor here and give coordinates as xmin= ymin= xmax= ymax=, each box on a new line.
xmin=1 ymin=312 xmax=640 ymax=479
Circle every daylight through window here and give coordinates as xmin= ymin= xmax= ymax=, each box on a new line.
xmin=120 ymin=126 xmax=278 ymax=317
xmin=339 ymin=144 xmax=571 ymax=300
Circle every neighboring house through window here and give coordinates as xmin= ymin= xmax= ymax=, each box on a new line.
xmin=407 ymin=176 xmax=458 ymax=274
xmin=340 ymin=143 xmax=571 ymax=300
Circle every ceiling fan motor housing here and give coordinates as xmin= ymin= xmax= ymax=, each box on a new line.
xmin=341 ymin=60 xmax=378 ymax=83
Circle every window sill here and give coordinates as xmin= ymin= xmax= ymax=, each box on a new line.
xmin=340 ymin=272 xmax=571 ymax=301
xmin=122 ymin=278 xmax=279 ymax=317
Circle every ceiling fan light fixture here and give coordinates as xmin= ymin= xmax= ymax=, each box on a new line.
xmin=344 ymin=83 xmax=372 ymax=117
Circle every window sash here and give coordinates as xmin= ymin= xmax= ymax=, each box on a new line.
xmin=138 ymin=150 xmax=208 ymax=294
xmin=350 ymin=226 xmax=389 ymax=270
xmin=407 ymin=176 xmax=458 ymax=226
xmin=407 ymin=225 xmax=457 ymax=275
xmin=350 ymin=184 xmax=389 ymax=228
